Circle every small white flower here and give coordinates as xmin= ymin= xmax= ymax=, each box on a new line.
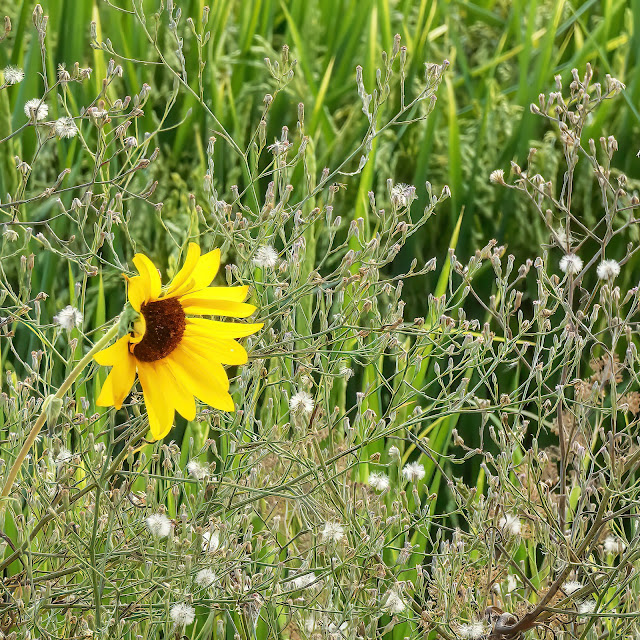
xmin=559 ymin=253 xmax=583 ymax=276
xmin=53 ymin=305 xmax=83 ymax=331
xmin=596 ymin=259 xmax=620 ymax=280
xmin=368 ymin=472 xmax=390 ymax=492
xmin=499 ymin=513 xmax=522 ymax=536
xmin=202 ymin=529 xmax=220 ymax=552
xmin=457 ymin=621 xmax=486 ymax=639
xmin=186 ymin=460 xmax=208 ymax=481
xmin=563 ymin=580 xmax=582 ymax=595
xmin=268 ymin=139 xmax=293 ymax=155
xmin=3 ymin=228 xmax=18 ymax=242
xmin=291 ymin=572 xmax=316 ymax=590
xmin=390 ymin=183 xmax=416 ymax=208
xmin=195 ymin=568 xmax=217 ymax=588
xmin=603 ymin=535 xmax=626 ymax=555
xmin=24 ymin=99 xmax=49 ymax=121
xmin=578 ymin=599 xmax=596 ymax=615
xmin=54 ymin=117 xmax=79 ymax=139
xmin=145 ymin=513 xmax=172 ymax=538
xmin=3 ymin=65 xmax=25 ymax=85
xmin=506 ymin=574 xmax=518 ymax=593
xmin=321 ymin=521 xmax=345 ymax=544
xmin=253 ymin=245 xmax=279 ymax=268
xmin=290 ymin=390 xmax=314 ymax=415
xmin=169 ymin=602 xmax=195 ymax=627
xmin=554 ymin=226 xmax=574 ymax=248
xmin=339 ymin=366 xmax=354 ymax=380
xmin=388 ymin=445 xmax=401 ymax=461
xmin=55 ymin=446 xmax=73 ymax=467
xmin=402 ymin=461 xmax=425 ymax=482
xmin=489 ymin=169 xmax=505 ymax=184
xmin=382 ymin=588 xmax=406 ymax=614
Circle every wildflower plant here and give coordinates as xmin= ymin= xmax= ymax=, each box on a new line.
xmin=0 ymin=4 xmax=639 ymax=640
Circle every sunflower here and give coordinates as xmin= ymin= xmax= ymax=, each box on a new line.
xmin=94 ymin=243 xmax=262 ymax=439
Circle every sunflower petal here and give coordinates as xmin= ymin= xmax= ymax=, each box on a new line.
xmin=181 ymin=300 xmax=257 ymax=318
xmin=95 ymin=351 xmax=136 ymax=410
xmin=94 ymin=335 xmax=132 ymax=366
xmin=182 ymin=333 xmax=248 ymax=365
xmin=126 ymin=275 xmax=146 ymax=312
xmin=167 ymin=345 xmax=235 ymax=410
xmin=180 ymin=285 xmax=249 ymax=304
xmin=185 ymin=317 xmax=264 ymax=339
xmin=132 ymin=253 xmax=162 ymax=300
xmin=165 ymin=244 xmax=201 ymax=297
xmin=152 ymin=360 xmax=196 ymax=422
xmin=188 ymin=248 xmax=221 ymax=292
xmin=137 ymin=362 xmax=176 ymax=440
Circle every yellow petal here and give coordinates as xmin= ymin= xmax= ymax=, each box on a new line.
xmin=137 ymin=362 xmax=176 ymax=440
xmin=151 ymin=360 xmax=196 ymax=422
xmin=126 ymin=275 xmax=146 ymax=312
xmin=181 ymin=300 xmax=257 ymax=318
xmin=165 ymin=244 xmax=201 ymax=297
xmin=95 ymin=347 xmax=136 ymax=410
xmin=185 ymin=317 xmax=263 ymax=339
xmin=189 ymin=248 xmax=221 ymax=292
xmin=133 ymin=253 xmax=162 ymax=301
xmin=182 ymin=333 xmax=248 ymax=366
xmin=94 ymin=335 xmax=132 ymax=366
xmin=180 ymin=285 xmax=249 ymax=304
xmin=166 ymin=345 xmax=235 ymax=411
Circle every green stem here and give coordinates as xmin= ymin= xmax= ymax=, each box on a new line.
xmin=0 ymin=322 xmax=120 ymax=500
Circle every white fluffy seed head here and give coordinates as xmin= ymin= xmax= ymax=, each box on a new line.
xmin=578 ymin=599 xmax=596 ymax=615
xmin=402 ymin=461 xmax=425 ymax=482
xmin=253 ymin=245 xmax=279 ymax=268
xmin=55 ymin=446 xmax=73 ymax=468
xmin=563 ymin=580 xmax=582 ymax=595
xmin=291 ymin=572 xmax=316 ymax=590
xmin=195 ymin=568 xmax=217 ymax=587
xmin=559 ymin=253 xmax=583 ymax=275
xmin=489 ymin=169 xmax=505 ymax=185
xmin=457 ymin=621 xmax=486 ymax=639
xmin=596 ymin=259 xmax=620 ymax=280
xmin=145 ymin=513 xmax=172 ymax=538
xmin=382 ymin=589 xmax=406 ymax=614
xmin=186 ymin=460 xmax=208 ymax=481
xmin=390 ymin=183 xmax=416 ymax=208
xmin=3 ymin=65 xmax=25 ymax=85
xmin=290 ymin=390 xmax=314 ymax=415
xmin=24 ymin=99 xmax=49 ymax=121
xmin=603 ymin=535 xmax=625 ymax=555
xmin=499 ymin=513 xmax=522 ymax=536
xmin=53 ymin=305 xmax=83 ymax=331
xmin=169 ymin=602 xmax=195 ymax=627
xmin=54 ymin=117 xmax=79 ymax=139
xmin=368 ymin=472 xmax=390 ymax=492
xmin=321 ymin=521 xmax=345 ymax=544
xmin=202 ymin=529 xmax=220 ymax=553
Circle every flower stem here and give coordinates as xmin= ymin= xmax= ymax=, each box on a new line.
xmin=1 ymin=322 xmax=120 ymax=500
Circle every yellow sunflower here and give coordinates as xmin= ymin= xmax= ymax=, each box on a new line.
xmin=94 ymin=243 xmax=262 ymax=439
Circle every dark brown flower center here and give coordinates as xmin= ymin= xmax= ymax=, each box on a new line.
xmin=132 ymin=298 xmax=186 ymax=362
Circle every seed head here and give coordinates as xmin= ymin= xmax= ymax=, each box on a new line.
xmin=202 ymin=529 xmax=220 ymax=552
xmin=457 ymin=621 xmax=486 ymax=639
xmin=24 ymin=99 xmax=49 ymax=121
xmin=253 ymin=245 xmax=279 ymax=268
xmin=489 ymin=169 xmax=506 ymax=185
xmin=186 ymin=460 xmax=208 ymax=481
xmin=321 ymin=521 xmax=345 ymax=544
xmin=195 ymin=568 xmax=217 ymax=587
xmin=145 ymin=513 xmax=172 ymax=538
xmin=499 ymin=513 xmax=522 ymax=536
xmin=169 ymin=602 xmax=195 ymax=627
xmin=402 ymin=461 xmax=425 ymax=482
xmin=3 ymin=65 xmax=25 ymax=85
xmin=559 ymin=253 xmax=583 ymax=276
xmin=290 ymin=390 xmax=314 ymax=415
xmin=53 ymin=305 xmax=83 ymax=331
xmin=54 ymin=117 xmax=79 ymax=139
xmin=596 ymin=259 xmax=620 ymax=280
xmin=382 ymin=588 xmax=406 ymax=614
xmin=603 ymin=535 xmax=625 ymax=555
xmin=368 ymin=472 xmax=390 ymax=492
xmin=563 ymin=580 xmax=582 ymax=595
